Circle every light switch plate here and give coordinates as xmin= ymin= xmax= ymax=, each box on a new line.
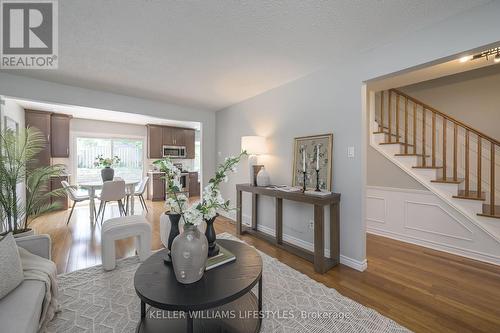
xmin=348 ymin=146 xmax=355 ymax=158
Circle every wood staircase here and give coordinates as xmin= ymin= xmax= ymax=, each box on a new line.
xmin=374 ymin=89 xmax=499 ymax=220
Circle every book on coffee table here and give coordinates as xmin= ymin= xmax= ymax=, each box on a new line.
xmin=206 ymin=245 xmax=236 ymax=271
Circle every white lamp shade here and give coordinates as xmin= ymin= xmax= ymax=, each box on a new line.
xmin=241 ymin=136 xmax=266 ymax=155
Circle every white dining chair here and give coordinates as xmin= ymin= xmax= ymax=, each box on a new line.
xmin=96 ymin=180 xmax=127 ymax=223
xmin=61 ymin=181 xmax=94 ymax=225
xmin=126 ymin=177 xmax=149 ymax=213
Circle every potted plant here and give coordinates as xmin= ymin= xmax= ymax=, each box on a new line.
xmin=94 ymin=155 xmax=121 ymax=181
xmin=155 ymin=152 xmax=246 ymax=284
xmin=0 ymin=127 xmax=66 ymax=237
xmin=153 ymin=157 xmax=185 ymax=260
xmin=196 ymin=152 xmax=247 ymax=257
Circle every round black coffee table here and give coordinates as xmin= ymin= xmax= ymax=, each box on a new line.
xmin=134 ymin=239 xmax=263 ymax=333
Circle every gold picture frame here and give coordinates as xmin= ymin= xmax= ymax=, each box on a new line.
xmin=292 ymin=133 xmax=333 ymax=191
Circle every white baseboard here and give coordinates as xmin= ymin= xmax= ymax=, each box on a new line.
xmin=219 ymin=211 xmax=367 ymax=272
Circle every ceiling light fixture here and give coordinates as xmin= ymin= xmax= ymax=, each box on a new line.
xmin=495 ymin=52 xmax=500 ymax=63
xmin=459 ymin=55 xmax=472 ymax=63
xmin=460 ymin=47 xmax=500 ymax=64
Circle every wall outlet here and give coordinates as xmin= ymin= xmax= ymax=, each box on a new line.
xmin=347 ymin=146 xmax=355 ymax=158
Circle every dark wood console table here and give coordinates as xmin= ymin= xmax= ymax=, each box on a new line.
xmin=236 ymin=184 xmax=341 ymax=274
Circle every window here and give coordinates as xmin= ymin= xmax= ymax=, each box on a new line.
xmin=76 ymin=137 xmax=143 ymax=183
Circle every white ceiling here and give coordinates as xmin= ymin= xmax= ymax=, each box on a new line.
xmin=10 ymin=98 xmax=201 ymax=129
xmin=1 ymin=0 xmax=490 ymax=111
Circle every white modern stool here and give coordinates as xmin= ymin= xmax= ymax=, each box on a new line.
xmin=101 ymin=215 xmax=152 ymax=270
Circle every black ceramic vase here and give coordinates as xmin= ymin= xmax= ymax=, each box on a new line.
xmin=101 ymin=167 xmax=114 ymax=181
xmin=164 ymin=212 xmax=181 ymax=264
xmin=205 ymin=214 xmax=219 ymax=257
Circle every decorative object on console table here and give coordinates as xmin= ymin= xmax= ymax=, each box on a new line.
xmin=256 ymin=166 xmax=271 ymax=186
xmin=94 ymin=155 xmax=121 ymax=181
xmin=292 ymin=133 xmax=333 ymax=191
xmin=241 ymin=136 xmax=267 ymax=186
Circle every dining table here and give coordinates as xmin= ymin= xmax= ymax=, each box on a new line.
xmin=79 ymin=180 xmax=140 ymax=225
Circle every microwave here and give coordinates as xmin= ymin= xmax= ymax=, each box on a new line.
xmin=162 ymin=145 xmax=186 ymax=158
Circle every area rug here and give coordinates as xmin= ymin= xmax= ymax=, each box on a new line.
xmin=46 ymin=233 xmax=410 ymax=333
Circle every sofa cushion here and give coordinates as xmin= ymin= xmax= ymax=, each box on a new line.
xmin=0 ymin=280 xmax=45 ymax=333
xmin=0 ymin=233 xmax=24 ymax=299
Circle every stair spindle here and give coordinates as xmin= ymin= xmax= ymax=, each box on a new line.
xmin=413 ymin=102 xmax=417 ymax=154
xmin=453 ymin=123 xmax=458 ymax=181
xmin=396 ymin=94 xmax=400 ymax=143
xmin=442 ymin=118 xmax=447 ymax=179
xmin=388 ymin=91 xmax=392 ymax=143
xmin=491 ymin=143 xmax=496 ymax=215
xmin=432 ymin=112 xmax=436 ymax=167
xmin=422 ymin=107 xmax=426 ymax=167
xmin=404 ymin=97 xmax=408 ymax=154
xmin=477 ymin=136 xmax=482 ymax=198
xmin=380 ymin=91 xmax=384 ymax=131
xmin=465 ymin=130 xmax=470 ymax=196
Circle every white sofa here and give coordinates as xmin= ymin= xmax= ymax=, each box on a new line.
xmin=0 ymin=235 xmax=51 ymax=333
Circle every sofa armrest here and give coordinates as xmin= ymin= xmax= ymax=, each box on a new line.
xmin=15 ymin=235 xmax=51 ymax=260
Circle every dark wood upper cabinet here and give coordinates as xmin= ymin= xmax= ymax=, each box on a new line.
xmin=25 ymin=110 xmax=51 ymax=167
xmin=162 ymin=126 xmax=175 ymax=146
xmin=147 ymin=125 xmax=163 ymax=159
xmin=147 ymin=124 xmax=196 ymax=159
xmin=50 ymin=114 xmax=71 ymax=157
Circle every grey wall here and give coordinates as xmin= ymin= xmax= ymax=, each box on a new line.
xmin=215 ymin=1 xmax=500 ymax=264
xmin=401 ymin=65 xmax=500 ymax=140
xmin=0 ymin=73 xmax=216 ymax=188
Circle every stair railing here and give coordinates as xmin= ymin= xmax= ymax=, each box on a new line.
xmin=377 ymin=89 xmax=498 ymax=217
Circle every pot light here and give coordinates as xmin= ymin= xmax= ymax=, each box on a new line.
xmin=459 ymin=55 xmax=472 ymax=63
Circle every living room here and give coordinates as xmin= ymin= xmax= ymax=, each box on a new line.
xmin=0 ymin=1 xmax=499 ymax=333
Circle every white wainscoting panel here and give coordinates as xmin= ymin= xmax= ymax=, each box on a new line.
xmin=366 ymin=186 xmax=500 ymax=265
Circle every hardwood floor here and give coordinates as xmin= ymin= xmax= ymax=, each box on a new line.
xmin=31 ymin=200 xmax=500 ymax=332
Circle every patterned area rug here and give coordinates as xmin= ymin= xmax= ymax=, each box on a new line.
xmin=46 ymin=233 xmax=410 ymax=332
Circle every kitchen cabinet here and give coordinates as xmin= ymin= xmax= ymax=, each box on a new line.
xmin=147 ymin=172 xmax=165 ymax=201
xmin=147 ymin=124 xmax=196 ymax=159
xmin=147 ymin=125 xmax=163 ymax=159
xmin=50 ymin=114 xmax=71 ymax=157
xmin=162 ymin=126 xmax=176 ymax=146
xmin=188 ymin=172 xmax=200 ymax=197
xmin=50 ymin=175 xmax=69 ymax=210
xmin=25 ymin=110 xmax=51 ymax=167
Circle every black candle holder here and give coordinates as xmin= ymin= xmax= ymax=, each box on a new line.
xmin=315 ymin=169 xmax=321 ymax=192
xmin=302 ymin=171 xmax=307 ymax=192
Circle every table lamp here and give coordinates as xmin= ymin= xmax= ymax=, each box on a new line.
xmin=241 ymin=136 xmax=266 ymax=186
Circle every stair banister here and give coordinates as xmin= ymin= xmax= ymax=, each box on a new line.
xmin=390 ymin=89 xmax=500 ymax=147
xmin=378 ymin=88 xmax=499 ymax=218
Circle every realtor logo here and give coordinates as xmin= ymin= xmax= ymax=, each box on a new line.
xmin=1 ymin=0 xmax=58 ymax=69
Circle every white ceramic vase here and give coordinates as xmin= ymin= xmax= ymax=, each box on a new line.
xmin=256 ymin=167 xmax=271 ymax=186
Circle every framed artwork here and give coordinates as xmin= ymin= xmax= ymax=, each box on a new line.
xmin=292 ymin=133 xmax=333 ymax=191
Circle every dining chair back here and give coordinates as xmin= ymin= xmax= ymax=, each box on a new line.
xmin=61 ymin=180 xmax=91 ymax=225
xmin=61 ymin=180 xmax=77 ymax=201
xmin=97 ymin=180 xmax=127 ymax=223
xmin=136 ymin=177 xmax=149 ymax=195
xmin=100 ymin=180 xmax=126 ymax=201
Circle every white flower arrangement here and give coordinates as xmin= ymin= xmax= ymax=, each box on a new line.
xmin=154 ymin=151 xmax=247 ymax=227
